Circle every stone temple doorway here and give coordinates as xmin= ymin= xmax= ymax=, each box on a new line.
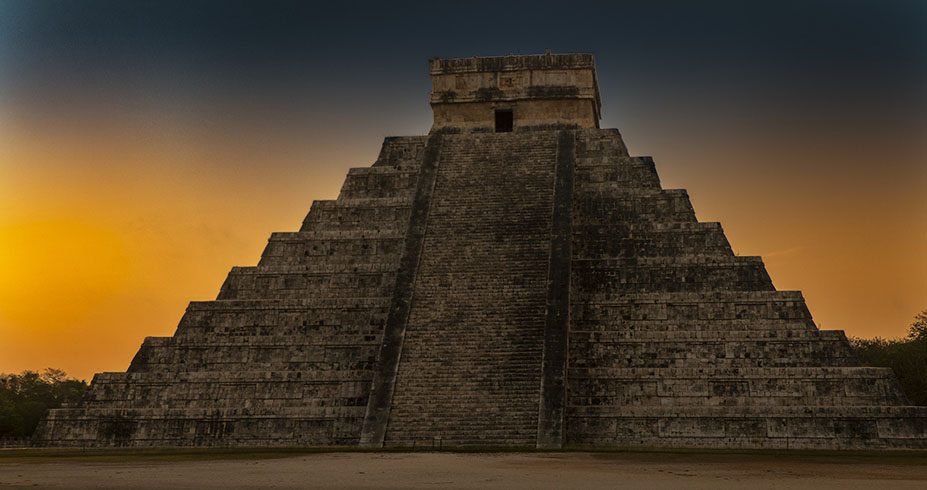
xmin=495 ymin=109 xmax=513 ymax=132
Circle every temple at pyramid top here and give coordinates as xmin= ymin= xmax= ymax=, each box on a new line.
xmin=429 ymin=53 xmax=601 ymax=132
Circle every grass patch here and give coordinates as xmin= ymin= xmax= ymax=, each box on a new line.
xmin=565 ymin=445 xmax=927 ymax=465
xmin=3 ymin=445 xmax=927 ymax=464
xmin=0 ymin=446 xmax=339 ymax=463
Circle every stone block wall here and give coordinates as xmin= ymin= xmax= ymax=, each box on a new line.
xmin=564 ymin=128 xmax=927 ymax=449
xmin=429 ymin=53 xmax=601 ymax=132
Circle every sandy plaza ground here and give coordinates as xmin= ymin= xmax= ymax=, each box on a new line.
xmin=2 ymin=450 xmax=927 ymax=490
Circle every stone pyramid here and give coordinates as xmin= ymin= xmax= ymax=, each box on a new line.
xmin=35 ymin=53 xmax=927 ymax=449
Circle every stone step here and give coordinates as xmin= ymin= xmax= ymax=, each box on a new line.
xmin=394 ymin=374 xmax=543 ymax=385
xmin=574 ymin=154 xmax=653 ymax=169
xmin=571 ymin=338 xmax=856 ymax=361
xmin=387 ymin=425 xmax=539 ymax=436
xmin=129 ymin=344 xmax=380 ymax=367
xmin=567 ymin=365 xmax=908 ymax=405
xmin=337 ymin=166 xmax=420 ymax=200
xmin=574 ymin=160 xmax=661 ymax=190
xmin=568 ymin=328 xmax=841 ymax=341
xmin=573 ymin=128 xmax=629 ymax=158
xmin=573 ymin=258 xmax=775 ymax=294
xmin=568 ymin=376 xmax=905 ymax=407
xmin=572 ymin=359 xmax=860 ymax=369
xmin=390 ymin=396 xmax=540 ymax=407
xmin=45 ymin=405 xmax=370 ymax=418
xmin=36 ymin=407 xmax=366 ymax=447
xmin=184 ymin=297 xmax=391 ymax=311
xmin=573 ymin=191 xmax=697 ymax=224
xmin=267 ymin=230 xmax=406 ymax=240
xmin=575 ymin=154 xmax=654 ymax=167
xmin=174 ymin=325 xmax=386 ymax=342
xmin=576 ymin=289 xmax=806 ymax=302
xmin=573 ymin=221 xmax=733 ymax=258
xmin=371 ymin=135 xmax=427 ymax=168
xmin=257 ymin=231 xmax=404 ymax=267
xmin=174 ymin=299 xmax=389 ymax=339
xmin=324 ymin=197 xmax=414 ymax=207
xmin=229 ymin=263 xmax=398 ymax=273
xmin=137 ymin=336 xmax=383 ymax=348
xmin=569 ymin=405 xmax=927 ymax=418
xmin=86 ymin=381 xmax=370 ymax=400
xmin=567 ymin=404 xmax=927 ymax=419
xmin=572 ymin=291 xmax=813 ymax=323
xmin=575 ymin=221 xmax=725 ymax=233
xmin=91 ymin=370 xmax=373 ymax=384
xmin=569 ymin=366 xmax=895 ymax=378
xmin=217 ymin=268 xmax=396 ymax=301
xmin=85 ymin=381 xmax=371 ymax=404
xmin=300 ymin=199 xmax=412 ymax=232
xmin=131 ymin=360 xmax=377 ymax=374
xmin=571 ymin=320 xmax=819 ymax=333
xmin=574 ymin=255 xmax=766 ymax=267
xmin=566 ymin=408 xmax=927 ymax=449
xmin=82 ymin=398 xmax=365 ymax=410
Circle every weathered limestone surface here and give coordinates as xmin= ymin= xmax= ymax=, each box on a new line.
xmin=34 ymin=136 xmax=427 ymax=447
xmin=430 ymin=53 xmax=600 ymax=132
xmin=34 ymin=53 xmax=927 ymax=449
xmin=564 ymin=129 xmax=927 ymax=449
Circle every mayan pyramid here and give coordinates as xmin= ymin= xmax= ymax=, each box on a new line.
xmin=35 ymin=53 xmax=927 ymax=449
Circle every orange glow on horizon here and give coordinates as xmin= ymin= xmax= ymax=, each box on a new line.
xmin=1 ymin=100 xmax=925 ymax=381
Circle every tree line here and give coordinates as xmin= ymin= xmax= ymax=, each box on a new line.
xmin=850 ymin=311 xmax=927 ymax=406
xmin=0 ymin=368 xmax=88 ymax=439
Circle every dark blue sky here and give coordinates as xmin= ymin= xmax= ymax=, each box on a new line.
xmin=2 ymin=1 xmax=925 ymax=124
xmin=1 ymin=1 xmax=926 ymax=378
xmin=3 ymin=1 xmax=925 ymax=176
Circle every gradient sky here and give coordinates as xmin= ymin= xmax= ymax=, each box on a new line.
xmin=1 ymin=0 xmax=925 ymax=381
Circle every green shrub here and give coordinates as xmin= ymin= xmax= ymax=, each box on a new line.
xmin=851 ymin=311 xmax=927 ymax=405
xmin=0 ymin=368 xmax=89 ymax=438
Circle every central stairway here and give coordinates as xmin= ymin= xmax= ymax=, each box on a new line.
xmin=385 ymin=132 xmax=562 ymax=447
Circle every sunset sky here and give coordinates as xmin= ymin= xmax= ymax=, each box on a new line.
xmin=1 ymin=1 xmax=925 ymax=381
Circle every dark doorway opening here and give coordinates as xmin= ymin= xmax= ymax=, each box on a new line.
xmin=495 ymin=110 xmax=513 ymax=133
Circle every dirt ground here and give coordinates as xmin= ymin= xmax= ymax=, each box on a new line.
xmin=2 ymin=451 xmax=927 ymax=490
